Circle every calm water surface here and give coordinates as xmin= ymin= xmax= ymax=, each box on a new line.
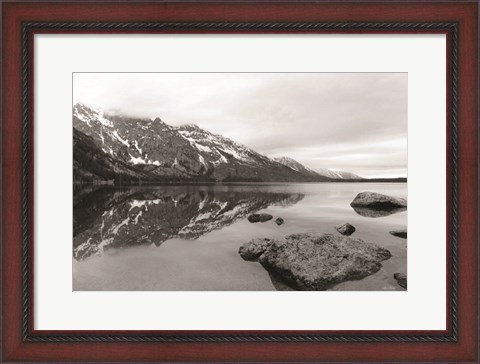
xmin=73 ymin=183 xmax=407 ymax=291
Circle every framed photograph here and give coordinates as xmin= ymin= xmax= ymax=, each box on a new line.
xmin=2 ymin=1 xmax=478 ymax=362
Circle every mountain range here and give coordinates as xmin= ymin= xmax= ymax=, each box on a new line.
xmin=73 ymin=103 xmax=364 ymax=184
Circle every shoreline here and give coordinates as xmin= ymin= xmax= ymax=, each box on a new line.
xmin=74 ymin=179 xmax=407 ymax=188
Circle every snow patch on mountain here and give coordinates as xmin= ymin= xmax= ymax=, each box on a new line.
xmin=133 ymin=140 xmax=142 ymax=154
xmin=178 ymin=125 xmax=256 ymax=165
xmin=133 ymin=210 xmax=143 ymax=224
xmin=75 ymin=112 xmax=92 ymax=127
xmin=198 ymin=154 xmax=207 ymax=167
xmin=129 ymin=200 xmax=148 ymax=211
xmin=111 ymin=130 xmax=130 ymax=147
xmin=129 ymin=154 xmax=148 ymax=165
xmin=97 ymin=111 xmax=114 ymax=127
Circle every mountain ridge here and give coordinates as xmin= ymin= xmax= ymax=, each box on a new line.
xmin=273 ymin=156 xmax=363 ymax=180
xmin=73 ymin=103 xmax=402 ymax=184
xmin=73 ymin=103 xmax=331 ymax=183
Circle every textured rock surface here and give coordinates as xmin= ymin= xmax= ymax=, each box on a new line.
xmin=335 ymin=222 xmax=356 ymax=236
xmin=390 ymin=229 xmax=407 ymax=239
xmin=255 ymin=233 xmax=392 ymax=290
xmin=275 ymin=217 xmax=285 ymax=226
xmin=394 ymin=273 xmax=407 ymax=289
xmin=248 ymin=213 xmax=273 ymax=223
xmin=350 ymin=192 xmax=407 ymax=208
xmin=238 ymin=238 xmax=273 ymax=261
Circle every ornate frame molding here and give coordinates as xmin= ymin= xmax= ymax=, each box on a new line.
xmin=21 ymin=21 xmax=458 ymax=343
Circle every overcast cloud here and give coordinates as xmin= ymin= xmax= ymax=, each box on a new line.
xmin=73 ymin=73 xmax=407 ymax=178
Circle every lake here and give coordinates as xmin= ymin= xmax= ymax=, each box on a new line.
xmin=73 ymin=183 xmax=407 ymax=291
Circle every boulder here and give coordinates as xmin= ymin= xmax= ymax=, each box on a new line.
xmin=248 ymin=213 xmax=273 ymax=223
xmin=350 ymin=192 xmax=407 ymax=209
xmin=275 ymin=217 xmax=284 ymax=226
xmin=394 ymin=273 xmax=407 ymax=289
xmin=238 ymin=238 xmax=273 ymax=261
xmin=257 ymin=233 xmax=392 ymax=290
xmin=335 ymin=222 xmax=356 ymax=236
xmin=390 ymin=229 xmax=407 ymax=239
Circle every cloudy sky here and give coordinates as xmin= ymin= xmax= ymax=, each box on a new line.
xmin=73 ymin=73 xmax=407 ymax=178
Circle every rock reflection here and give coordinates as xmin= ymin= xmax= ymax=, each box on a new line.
xmin=351 ymin=205 xmax=407 ymax=218
xmin=73 ymin=186 xmax=304 ymax=261
xmin=268 ymin=271 xmax=295 ymax=291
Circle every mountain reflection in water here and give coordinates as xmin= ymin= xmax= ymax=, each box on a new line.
xmin=73 ymin=185 xmax=304 ymax=261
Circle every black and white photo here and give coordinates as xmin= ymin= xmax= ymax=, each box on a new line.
xmin=72 ymin=73 xmax=407 ymax=291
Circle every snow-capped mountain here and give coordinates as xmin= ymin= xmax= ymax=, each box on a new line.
xmin=73 ymin=103 xmax=331 ymax=183
xmin=177 ymin=124 xmax=271 ymax=168
xmin=273 ymin=156 xmax=319 ymax=176
xmin=73 ymin=103 xmax=205 ymax=179
xmin=274 ymin=156 xmax=363 ymax=180
xmin=315 ymin=168 xmax=363 ymax=180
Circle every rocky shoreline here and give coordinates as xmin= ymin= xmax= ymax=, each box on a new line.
xmin=240 ymin=233 xmax=392 ymax=291
xmin=240 ymin=191 xmax=408 ymax=291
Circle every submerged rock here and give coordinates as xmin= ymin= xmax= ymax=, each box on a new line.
xmin=335 ymin=222 xmax=356 ymax=236
xmin=238 ymin=238 xmax=273 ymax=261
xmin=394 ymin=273 xmax=407 ymax=289
xmin=351 ymin=192 xmax=407 ymax=209
xmin=275 ymin=217 xmax=284 ymax=226
xmin=255 ymin=233 xmax=391 ymax=291
xmin=248 ymin=213 xmax=273 ymax=223
xmin=390 ymin=229 xmax=407 ymax=239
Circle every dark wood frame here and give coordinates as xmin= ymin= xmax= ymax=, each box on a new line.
xmin=2 ymin=1 xmax=478 ymax=362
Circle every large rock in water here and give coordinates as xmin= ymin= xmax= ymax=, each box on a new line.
xmin=350 ymin=192 xmax=407 ymax=209
xmin=241 ymin=233 xmax=391 ymax=290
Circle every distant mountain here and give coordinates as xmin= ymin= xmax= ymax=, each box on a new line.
xmin=73 ymin=103 xmax=331 ymax=183
xmin=273 ymin=157 xmax=318 ymax=176
xmin=315 ymin=168 xmax=363 ymax=180
xmin=274 ymin=156 xmax=363 ymax=180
